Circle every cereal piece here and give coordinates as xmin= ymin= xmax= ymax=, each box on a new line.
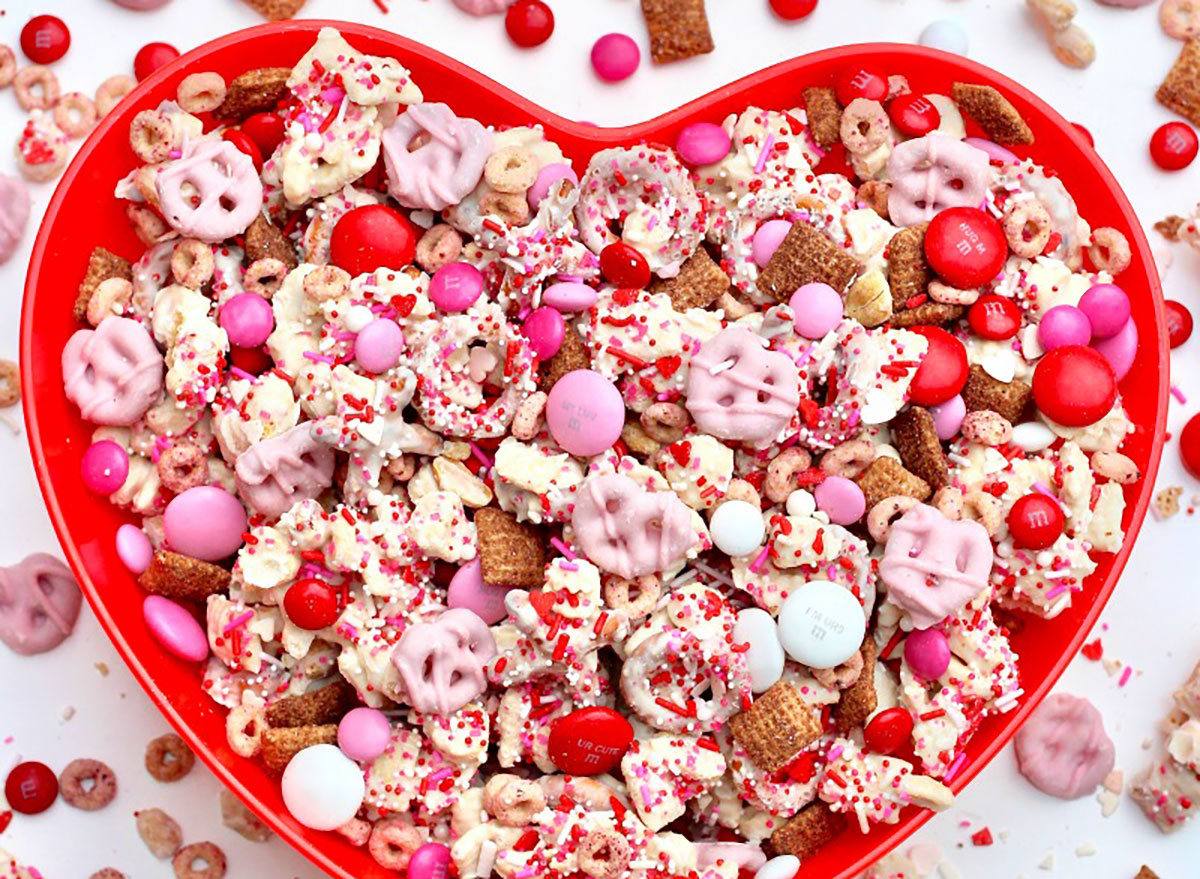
xmin=59 ymin=758 xmax=117 ymax=810
xmin=95 ymin=74 xmax=135 ymax=118
xmin=845 ymin=270 xmax=892 ymax=327
xmin=1153 ymin=486 xmax=1184 ymax=520
xmin=1163 ymin=0 xmax=1200 ymax=40
xmin=757 ymin=220 xmax=860 ymax=300
xmin=960 ymin=409 xmax=1014 ymax=446
xmin=889 ymin=407 xmax=949 ymax=490
xmin=75 ymin=246 xmax=133 ymax=323
xmin=265 ymin=679 xmax=358 ymax=728
xmin=960 ymin=364 xmax=1031 ymax=423
xmin=240 ymin=0 xmax=307 ymax=21
xmin=1156 ymin=215 xmax=1185 ymax=241
xmin=621 ymin=419 xmax=662 ymax=457
xmin=484 ymin=146 xmax=538 ymax=194
xmin=889 ymin=301 xmax=964 ymax=327
xmin=54 ymin=92 xmax=97 ymax=140
xmin=0 ymin=45 xmax=14 ymax=88
xmin=641 ymin=0 xmax=715 ymax=64
xmin=1159 ymin=41 xmax=1200 ymax=127
xmin=144 ymin=733 xmax=196 ymax=782
xmin=887 ymin=223 xmax=931 ymax=306
xmin=130 ymin=109 xmax=174 ymax=164
xmin=803 ymin=87 xmax=842 ymax=149
xmin=244 ymin=214 xmax=299 ymax=270
xmin=857 ymin=180 xmax=891 ymax=220
xmin=1027 ymin=0 xmax=1077 ymax=31
xmin=415 ymin=223 xmax=463 ymax=273
xmin=952 ymin=82 xmax=1035 ymax=146
xmin=14 ymin=65 xmax=59 ymax=112
xmin=831 ymin=636 xmax=878 ymax=731
xmin=136 ymin=807 xmax=183 ymax=859
xmin=728 ymin=681 xmax=822 ymax=774
xmin=840 ymin=99 xmax=890 ymax=155
xmin=261 ymin=724 xmax=338 ymax=774
xmin=770 ymin=802 xmax=844 ymax=860
xmin=219 ymin=788 xmax=272 ymax=842
xmin=649 ymin=247 xmax=729 ymax=310
xmin=1088 ymin=227 xmax=1132 ymax=275
xmin=537 ymin=323 xmax=590 ymax=393
xmin=157 ymin=442 xmax=209 ymax=493
xmin=170 ymin=239 xmax=216 ymax=289
xmin=214 ymin=67 xmax=292 ymax=121
xmin=89 ymin=870 xmax=127 ymax=879
xmin=0 ymin=360 xmax=19 ymax=408
xmin=854 ymin=455 xmax=931 ymax=514
xmin=172 ymin=841 xmax=227 ymax=879
xmin=177 ymin=73 xmax=227 ymax=114
xmin=1135 ymin=868 xmax=1160 ymax=879
xmin=1050 ymin=24 xmax=1096 ymax=69
xmin=475 ymin=507 xmax=546 ymax=588
xmin=138 ymin=551 xmax=231 ymax=602
xmin=127 ymin=203 xmax=170 ymax=246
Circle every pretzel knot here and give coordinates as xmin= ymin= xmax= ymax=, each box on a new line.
xmin=234 ymin=423 xmax=336 ymax=520
xmin=885 ymin=133 xmax=990 ymax=228
xmin=382 ymin=102 xmax=492 ymax=211
xmin=391 ymin=608 xmax=497 ymax=716
xmin=0 ymin=554 xmax=82 ymax=656
xmin=156 ymin=139 xmax=263 ymax=242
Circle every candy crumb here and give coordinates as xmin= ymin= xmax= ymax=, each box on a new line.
xmin=970 ymin=827 xmax=994 ymax=846
xmin=1037 ymin=852 xmax=1055 ymax=871
xmin=94 ymin=661 xmax=110 ymax=677
xmin=1096 ymin=787 xmax=1120 ymax=817
xmin=1074 ymin=842 xmax=1097 ymax=857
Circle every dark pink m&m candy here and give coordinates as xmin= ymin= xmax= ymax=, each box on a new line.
xmin=81 ymin=439 xmax=129 ymax=494
xmin=924 ymin=207 xmax=1008 ymax=289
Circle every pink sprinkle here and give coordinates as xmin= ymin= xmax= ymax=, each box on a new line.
xmin=429 ymin=766 xmax=453 ymax=782
xmin=1119 ymin=666 xmax=1133 ymax=687
xmin=303 ymin=351 xmax=334 ymax=365
xmin=229 ymin=366 xmax=255 ymax=381
xmin=469 ymin=441 xmax=493 ymax=470
xmin=1031 ymin=482 xmax=1068 ymax=512
xmin=1171 ymin=385 xmax=1187 ymax=405
xmin=944 ymin=752 xmax=969 ymax=783
xmin=550 ymin=537 xmax=576 ymax=561
xmin=1044 ymin=583 xmax=1070 ymax=602
xmin=748 ymin=544 xmax=771 ymax=573
xmin=827 ymin=744 xmax=844 ymax=762
xmin=222 ymin=610 xmax=255 ymax=634
xmin=755 ymin=133 xmax=775 ymax=174
xmin=558 ymin=560 xmax=579 ymax=572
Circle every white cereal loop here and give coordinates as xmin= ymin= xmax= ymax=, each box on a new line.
xmin=840 ymin=98 xmax=890 ymax=155
xmin=95 ymin=74 xmax=136 ymax=118
xmin=765 ymin=447 xmax=813 ymax=504
xmin=960 ymin=409 xmax=1013 ymax=446
xmin=820 ymin=438 xmax=876 ymax=478
xmin=170 ymin=239 xmax=216 ymax=289
xmin=1088 ymin=226 xmax=1132 ymax=275
xmin=962 ymin=489 xmax=1003 ymax=536
xmin=1162 ymin=0 xmax=1200 ymax=39
xmin=87 ymin=278 xmax=133 ymax=327
xmin=510 ymin=390 xmax=546 ymax=441
xmin=928 ymin=279 xmax=981 ymax=306
xmin=130 ymin=109 xmax=175 ymax=164
xmin=53 ymin=92 xmax=97 ymax=140
xmin=243 ymin=257 xmax=288 ymax=297
xmin=867 ymin=495 xmax=920 ymax=543
xmin=14 ymin=65 xmax=60 ymax=111
xmin=602 ymin=573 xmax=661 ymax=620
xmin=639 ymin=402 xmax=689 ymax=443
xmin=483 ymin=146 xmax=538 ymax=194
xmin=0 ymin=45 xmax=15 ymax=89
xmin=176 ymin=72 xmax=227 ymax=114
xmin=1002 ymin=198 xmax=1053 ymax=258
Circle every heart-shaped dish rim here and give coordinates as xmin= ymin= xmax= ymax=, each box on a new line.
xmin=21 ymin=19 xmax=1167 ymax=879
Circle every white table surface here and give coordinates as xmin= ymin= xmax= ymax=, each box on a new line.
xmin=1 ymin=1 xmax=1198 ymax=877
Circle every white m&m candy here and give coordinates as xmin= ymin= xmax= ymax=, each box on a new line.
xmin=777 ymin=580 xmax=866 ymax=669
xmin=756 ymin=856 xmax=800 ymax=879
xmin=281 ymin=744 xmax=366 ymax=831
xmin=734 ymin=607 xmax=784 ymax=693
xmin=785 ymin=489 xmax=816 ymax=517
xmin=710 ymin=500 xmax=765 ymax=557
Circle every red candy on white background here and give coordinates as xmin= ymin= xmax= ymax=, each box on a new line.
xmin=547 ymin=706 xmax=634 ymax=775
xmin=20 ymin=15 xmax=70 ymax=65
xmin=1031 ymin=344 xmax=1117 ymax=427
xmin=907 ymin=325 xmax=969 ymax=407
xmin=1179 ymin=412 xmax=1200 ymax=479
xmin=1150 ymin=121 xmax=1199 ymax=171
xmin=924 ymin=206 xmax=1008 ymax=288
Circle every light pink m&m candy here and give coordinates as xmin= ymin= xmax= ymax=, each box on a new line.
xmin=1078 ymin=283 xmax=1131 ymax=339
xmin=116 ymin=524 xmax=154 ymax=575
xmin=143 ymin=595 xmax=209 ymax=662
xmin=527 ymin=163 xmax=578 ymax=210
xmin=676 ymin=122 xmax=732 ymax=166
xmin=927 ymin=395 xmax=965 ymax=440
xmin=904 ymin=627 xmax=951 ymax=680
xmin=523 ymin=307 xmax=565 ymax=358
xmin=408 ymin=843 xmax=452 ymax=879
xmin=447 ymin=558 xmax=511 ymax=624
xmin=789 ymin=283 xmax=843 ymax=339
xmin=429 ymin=262 xmax=484 ymax=312
xmin=281 ymin=744 xmax=365 ymax=831
xmin=813 ymin=475 xmax=865 ymax=525
xmin=219 ymin=293 xmax=274 ymax=349
xmin=355 ymin=318 xmax=404 ymax=373
xmin=545 ymin=369 xmax=624 ymax=456
xmin=1091 ymin=316 xmax=1137 ymax=381
xmin=81 ymin=439 xmax=129 ymax=494
xmin=591 ymin=34 xmax=640 ymax=82
xmin=752 ymin=220 xmax=793 ymax=268
xmin=337 ymin=707 xmax=391 ymax=762
xmin=163 ymin=486 xmax=247 ymax=562
xmin=542 ymin=280 xmax=596 ymax=313
xmin=1038 ymin=304 xmax=1092 ymax=350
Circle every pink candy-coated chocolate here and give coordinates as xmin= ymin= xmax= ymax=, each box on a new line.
xmin=62 ymin=317 xmax=164 ymax=426
xmin=382 ymin=103 xmax=492 ymax=212
xmin=156 ymin=139 xmax=263 ymax=242
xmin=695 ymin=843 xmax=767 ymax=872
xmin=591 ymin=34 xmax=640 ymax=82
xmin=0 ymin=554 xmax=81 ymax=656
xmin=81 ymin=439 xmax=129 ymax=494
xmin=219 ymin=293 xmax=274 ymax=349
xmin=1078 ymin=283 xmax=1131 ymax=339
xmin=235 ymin=423 xmax=336 ymax=520
xmin=962 ymin=136 xmax=1020 ymax=166
xmin=143 ymin=595 xmax=209 ymax=662
xmin=108 ymin=0 xmax=174 ymax=8
xmin=570 ymin=473 xmax=697 ymax=578
xmin=878 ymin=504 xmax=993 ymax=629
xmin=1091 ymin=316 xmax=1137 ymax=381
xmin=927 ymin=394 xmax=966 ymax=441
xmin=354 ymin=318 xmax=405 ymax=373
xmin=116 ymin=524 xmax=154 ymax=575
xmin=675 ymin=122 xmax=732 ymax=166
xmin=887 ymin=133 xmax=991 ymax=227
xmin=545 ymin=369 xmax=625 ymax=456
xmin=904 ymin=627 xmax=952 ymax=680
xmin=1038 ymin=304 xmax=1092 ymax=351
xmin=163 ymin=485 xmax=247 ymax=562
xmin=813 ymin=475 xmax=866 ymax=525
xmin=0 ymin=172 xmax=31 ymax=265
xmin=1014 ymin=693 xmax=1115 ymax=799
xmin=789 ymin=282 xmax=843 ymax=339
xmin=541 ymin=280 xmax=596 ymax=313
xmin=527 ymin=163 xmax=578 ymax=210
xmin=391 ymin=608 xmax=496 ymax=716
xmin=337 ymin=707 xmax=392 ymax=762
xmin=429 ymin=261 xmax=485 ymax=312
xmin=752 ymin=219 xmax=793 ymax=268
xmin=446 ymin=558 xmax=511 ymax=624
xmin=407 ymin=843 xmax=452 ymax=879
xmin=522 ymin=306 xmax=565 ymax=358
xmin=452 ymin=0 xmax=511 ymax=14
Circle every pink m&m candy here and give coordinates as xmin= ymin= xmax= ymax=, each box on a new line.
xmin=355 ymin=318 xmax=404 ymax=373
xmin=523 ymin=306 xmax=565 ymax=358
xmin=1038 ymin=304 xmax=1092 ymax=351
xmin=219 ymin=293 xmax=274 ymax=349
xmin=963 ymin=137 xmax=1020 ymax=166
xmin=116 ymin=524 xmax=154 ymax=575
xmin=789 ymin=283 xmax=843 ymax=339
xmin=447 ymin=558 xmax=511 ymax=624
xmin=542 ymin=280 xmax=596 ymax=313
xmin=813 ymin=475 xmax=865 ymax=526
xmin=1091 ymin=316 xmax=1137 ymax=381
xmin=1078 ymin=283 xmax=1130 ymax=339
xmin=81 ymin=439 xmax=129 ymax=494
xmin=591 ymin=33 xmax=640 ymax=82
xmin=408 ymin=843 xmax=453 ymax=879
xmin=675 ymin=122 xmax=732 ymax=166
xmin=527 ymin=163 xmax=578 ymax=210
xmin=163 ymin=486 xmax=247 ymax=562
xmin=143 ymin=595 xmax=209 ymax=662
xmin=752 ymin=220 xmax=793 ymax=268
xmin=337 ymin=707 xmax=391 ymax=762
xmin=429 ymin=262 xmax=484 ymax=312
xmin=927 ymin=395 xmax=966 ymax=441
xmin=545 ymin=369 xmax=624 ymax=457
xmin=904 ymin=627 xmax=951 ymax=680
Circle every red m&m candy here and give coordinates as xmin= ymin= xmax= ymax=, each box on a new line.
xmin=5 ymin=762 xmax=58 ymax=815
xmin=1180 ymin=412 xmax=1200 ymax=479
xmin=835 ymin=65 xmax=888 ymax=106
xmin=1166 ymin=299 xmax=1193 ymax=348
xmin=1007 ymin=494 xmax=1064 ymax=550
xmin=1150 ymin=121 xmax=1199 ymax=172
xmin=600 ymin=242 xmax=651 ymax=290
xmin=133 ymin=42 xmax=179 ymax=82
xmin=284 ymin=578 xmax=340 ymax=630
xmin=330 ymin=205 xmax=417 ymax=277
xmin=547 ymin=706 xmax=634 ymax=775
xmin=864 ymin=707 xmax=914 ymax=755
xmin=924 ymin=207 xmax=1008 ymax=289
xmin=1031 ymin=345 xmax=1116 ymax=427
xmin=21 ymin=15 xmax=70 ymax=65
xmin=907 ymin=325 xmax=969 ymax=407
xmin=769 ymin=0 xmax=819 ymax=20
xmin=888 ymin=93 xmax=941 ymax=137
xmin=967 ymin=294 xmax=1021 ymax=341
xmin=221 ymin=129 xmax=263 ymax=172
xmin=505 ymin=0 xmax=555 ymax=47
xmin=240 ymin=113 xmax=286 ymax=158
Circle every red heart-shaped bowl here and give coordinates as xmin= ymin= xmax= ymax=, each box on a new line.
xmin=21 ymin=19 xmax=1166 ymax=879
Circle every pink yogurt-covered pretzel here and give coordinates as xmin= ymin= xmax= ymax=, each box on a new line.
xmin=0 ymin=553 xmax=82 ymax=656
xmin=886 ymin=133 xmax=991 ymax=228
xmin=156 ymin=139 xmax=263 ymax=242
xmin=0 ymin=172 xmax=31 ymax=264
xmin=453 ymin=0 xmax=512 ymax=13
xmin=1014 ymin=693 xmax=1115 ymax=799
xmin=62 ymin=316 xmax=164 ymax=426
xmin=392 ymin=608 xmax=497 ymax=716
xmin=234 ymin=423 xmax=336 ymax=520
xmin=381 ymin=103 xmax=492 ymax=212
